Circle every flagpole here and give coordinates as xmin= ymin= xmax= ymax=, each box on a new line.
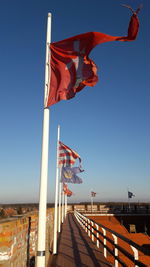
xmin=66 ymin=194 xmax=68 ymax=217
xmin=127 ymin=188 xmax=130 ymax=212
xmin=62 ymin=191 xmax=64 ymax=223
xmin=91 ymin=196 xmax=93 ymax=213
xmin=36 ymin=13 xmax=51 ymax=267
xmin=58 ymin=181 xmax=62 ymax=232
xmin=53 ymin=125 xmax=60 ymax=254
xmin=91 ymin=189 xmax=93 ymax=213
xmin=128 ymin=197 xmax=130 ymax=211
xmin=65 ymin=194 xmax=67 ymax=218
xmin=63 ymin=192 xmax=65 ymax=220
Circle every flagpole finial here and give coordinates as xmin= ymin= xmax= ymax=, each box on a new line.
xmin=48 ymin=12 xmax=52 ymax=17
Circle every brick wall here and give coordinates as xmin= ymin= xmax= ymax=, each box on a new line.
xmin=0 ymin=208 xmax=54 ymax=267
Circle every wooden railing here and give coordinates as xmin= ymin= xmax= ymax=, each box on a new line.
xmin=74 ymin=210 xmax=148 ymax=267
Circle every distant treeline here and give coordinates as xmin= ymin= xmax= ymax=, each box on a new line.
xmin=0 ymin=203 xmax=54 ymax=208
xmin=0 ymin=202 xmax=150 ymax=209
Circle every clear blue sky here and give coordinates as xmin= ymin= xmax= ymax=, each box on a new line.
xmin=0 ymin=0 xmax=149 ymax=204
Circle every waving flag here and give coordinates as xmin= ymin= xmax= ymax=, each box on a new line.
xmin=59 ymin=141 xmax=81 ymax=167
xmin=63 ymin=183 xmax=68 ymax=194
xmin=61 ymin=166 xmax=83 ymax=184
xmin=67 ymin=191 xmax=73 ymax=197
xmin=91 ymin=191 xmax=96 ymax=197
xmin=63 ymin=183 xmax=73 ymax=197
xmin=46 ymin=7 xmax=140 ymax=106
xmin=128 ymin=191 xmax=135 ymax=198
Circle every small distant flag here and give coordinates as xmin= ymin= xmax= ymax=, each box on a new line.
xmin=59 ymin=141 xmax=81 ymax=167
xmin=91 ymin=191 xmax=96 ymax=197
xmin=61 ymin=166 xmax=83 ymax=184
xmin=128 ymin=191 xmax=135 ymax=198
xmin=63 ymin=183 xmax=73 ymax=197
xmin=63 ymin=183 xmax=68 ymax=194
xmin=46 ymin=6 xmax=140 ymax=107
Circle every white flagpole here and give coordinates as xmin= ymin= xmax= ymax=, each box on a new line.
xmin=127 ymin=188 xmax=130 ymax=211
xmin=91 ymin=189 xmax=93 ymax=213
xmin=53 ymin=125 xmax=60 ymax=254
xmin=65 ymin=194 xmax=67 ymax=217
xmin=63 ymin=192 xmax=66 ymax=220
xmin=58 ymin=181 xmax=62 ymax=232
xmin=66 ymin=194 xmax=68 ymax=217
xmin=36 ymin=13 xmax=51 ymax=267
xmin=62 ymin=190 xmax=64 ymax=223
xmin=91 ymin=196 xmax=93 ymax=213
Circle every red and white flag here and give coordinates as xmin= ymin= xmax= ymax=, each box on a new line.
xmin=91 ymin=191 xmax=96 ymax=197
xmin=59 ymin=141 xmax=81 ymax=167
xmin=46 ymin=7 xmax=140 ymax=107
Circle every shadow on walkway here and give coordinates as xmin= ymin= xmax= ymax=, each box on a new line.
xmin=50 ymin=213 xmax=112 ymax=267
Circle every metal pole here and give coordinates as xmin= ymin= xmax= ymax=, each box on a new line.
xmin=65 ymin=194 xmax=67 ymax=217
xmin=62 ymin=191 xmax=64 ymax=223
xmin=58 ymin=181 xmax=62 ymax=232
xmin=53 ymin=125 xmax=60 ymax=254
xmin=91 ymin=196 xmax=93 ymax=213
xmin=36 ymin=13 xmax=51 ymax=267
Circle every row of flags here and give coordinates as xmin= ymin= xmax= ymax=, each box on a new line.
xmin=58 ymin=139 xmax=136 ymax=199
xmin=90 ymin=191 xmax=135 ymax=199
xmin=58 ymin=141 xmax=84 ymax=197
xmin=59 ymin=141 xmax=84 ymax=187
xmin=37 ymin=6 xmax=141 ymax=264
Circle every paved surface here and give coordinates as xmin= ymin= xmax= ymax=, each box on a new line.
xmin=50 ymin=213 xmax=112 ymax=267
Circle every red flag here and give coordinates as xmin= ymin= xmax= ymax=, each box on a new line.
xmin=46 ymin=8 xmax=140 ymax=107
xmin=59 ymin=141 xmax=81 ymax=167
xmin=67 ymin=190 xmax=73 ymax=197
xmin=63 ymin=183 xmax=73 ymax=197
xmin=63 ymin=183 xmax=68 ymax=194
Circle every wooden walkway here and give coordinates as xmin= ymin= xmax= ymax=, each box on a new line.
xmin=50 ymin=213 xmax=112 ymax=267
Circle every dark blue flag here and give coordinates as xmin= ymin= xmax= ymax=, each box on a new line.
xmin=61 ymin=166 xmax=83 ymax=184
xmin=128 ymin=191 xmax=135 ymax=198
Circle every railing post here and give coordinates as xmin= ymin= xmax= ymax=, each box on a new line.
xmin=81 ymin=217 xmax=84 ymax=229
xmin=130 ymin=245 xmax=139 ymax=267
xmin=84 ymin=218 xmax=86 ymax=231
xmin=91 ymin=221 xmax=94 ymax=242
xmin=85 ymin=218 xmax=88 ymax=233
xmin=112 ymin=234 xmax=118 ymax=267
xmin=88 ymin=219 xmax=90 ymax=237
xmin=102 ymin=227 xmax=107 ymax=258
xmin=96 ymin=224 xmax=99 ymax=248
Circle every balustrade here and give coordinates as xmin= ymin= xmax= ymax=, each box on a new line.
xmin=74 ymin=210 xmax=147 ymax=267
